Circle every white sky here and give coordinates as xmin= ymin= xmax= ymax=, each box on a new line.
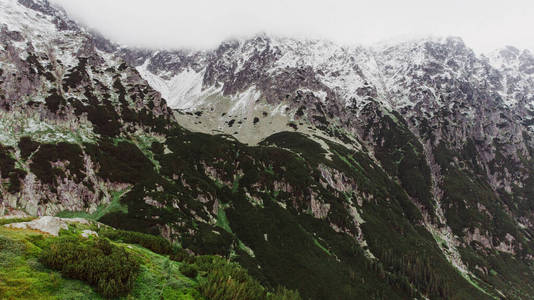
xmin=50 ymin=0 xmax=534 ymax=53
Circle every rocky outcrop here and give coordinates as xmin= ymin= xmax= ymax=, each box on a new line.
xmin=4 ymin=216 xmax=91 ymax=235
xmin=0 ymin=0 xmax=172 ymax=216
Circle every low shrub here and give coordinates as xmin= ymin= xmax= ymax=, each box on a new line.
xmin=195 ymin=255 xmax=302 ymax=300
xmin=40 ymin=236 xmax=139 ymax=298
xmin=94 ymin=229 xmax=301 ymax=299
xmin=269 ymin=286 xmax=302 ymax=300
xmin=170 ymin=247 xmax=194 ymax=263
xmin=99 ymin=229 xmax=173 ymax=255
xmin=198 ymin=259 xmax=265 ymax=300
xmin=179 ymin=264 xmax=198 ymax=278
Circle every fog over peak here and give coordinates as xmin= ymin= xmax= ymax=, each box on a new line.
xmin=51 ymin=0 xmax=533 ymax=53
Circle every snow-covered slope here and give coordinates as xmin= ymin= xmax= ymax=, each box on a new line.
xmin=121 ymin=34 xmax=534 ymax=143
xmin=1 ymin=0 xmax=82 ymax=66
xmin=136 ymin=61 xmax=213 ymax=109
xmin=120 ymin=35 xmax=534 ymax=162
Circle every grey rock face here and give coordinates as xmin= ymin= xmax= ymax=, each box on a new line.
xmin=122 ymin=33 xmax=534 ymax=254
xmin=0 ymin=0 xmax=171 ymax=216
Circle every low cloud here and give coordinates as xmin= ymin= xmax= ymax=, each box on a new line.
xmin=51 ymin=0 xmax=534 ymax=53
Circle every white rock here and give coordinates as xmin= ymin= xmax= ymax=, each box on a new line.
xmin=80 ymin=229 xmax=98 ymax=238
xmin=4 ymin=216 xmax=91 ymax=236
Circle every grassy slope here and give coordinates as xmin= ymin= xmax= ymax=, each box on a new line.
xmin=0 ymin=221 xmax=198 ymax=300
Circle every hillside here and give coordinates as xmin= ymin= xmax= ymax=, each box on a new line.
xmin=0 ymin=216 xmax=299 ymax=299
xmin=1 ymin=0 xmax=534 ymax=299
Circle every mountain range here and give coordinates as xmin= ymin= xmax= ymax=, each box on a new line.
xmin=1 ymin=0 xmax=534 ymax=298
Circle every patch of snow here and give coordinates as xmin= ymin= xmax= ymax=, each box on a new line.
xmin=136 ymin=62 xmax=207 ymax=109
xmin=229 ymin=87 xmax=262 ymax=114
xmin=0 ymin=109 xmax=97 ymax=146
xmin=0 ymin=0 xmax=83 ymax=68
xmin=300 ymin=88 xmax=327 ymax=102
xmin=270 ymin=103 xmax=289 ymax=116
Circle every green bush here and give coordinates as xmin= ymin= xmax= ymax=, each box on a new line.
xmin=194 ymin=255 xmax=221 ymax=272
xmin=40 ymin=236 xmax=140 ymax=298
xmin=99 ymin=229 xmax=173 ymax=255
xmin=170 ymin=247 xmax=194 ymax=263
xmin=95 ymin=229 xmax=300 ymax=299
xmin=179 ymin=264 xmax=198 ymax=278
xmin=194 ymin=255 xmax=301 ymax=300
xmin=199 ymin=264 xmax=265 ymax=299
xmin=269 ymin=286 xmax=302 ymax=300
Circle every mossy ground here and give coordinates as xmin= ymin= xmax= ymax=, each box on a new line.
xmin=0 ymin=224 xmax=199 ymax=300
xmin=0 ymin=227 xmax=101 ymax=300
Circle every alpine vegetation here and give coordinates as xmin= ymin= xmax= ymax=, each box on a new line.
xmin=1 ymin=0 xmax=534 ymax=299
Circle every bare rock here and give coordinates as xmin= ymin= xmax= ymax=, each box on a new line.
xmin=4 ymin=216 xmax=90 ymax=236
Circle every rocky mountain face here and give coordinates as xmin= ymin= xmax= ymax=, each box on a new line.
xmin=0 ymin=0 xmax=171 ymax=215
xmin=2 ymin=0 xmax=534 ymax=299
xmin=123 ymin=32 xmax=534 ymax=245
